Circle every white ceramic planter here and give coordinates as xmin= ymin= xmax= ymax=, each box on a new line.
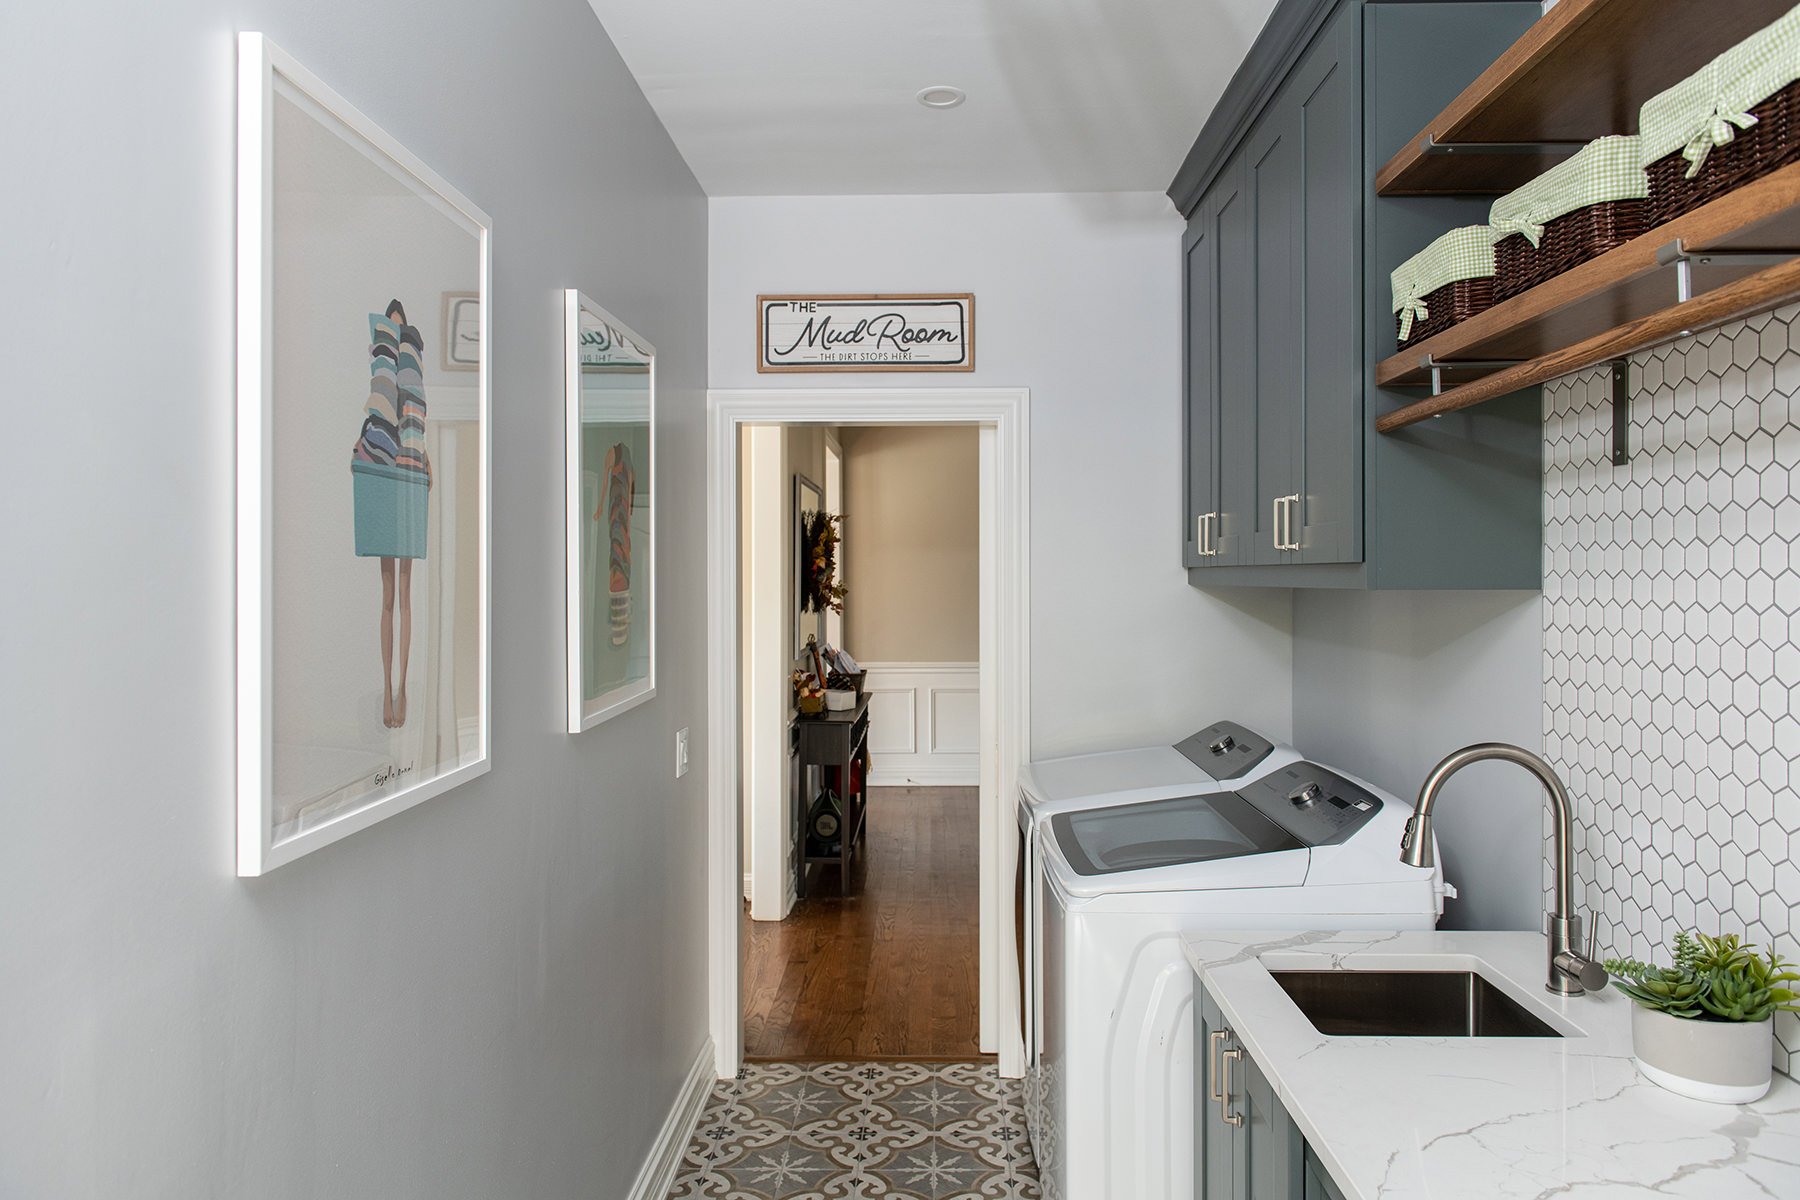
xmin=1631 ymin=1005 xmax=1773 ymax=1104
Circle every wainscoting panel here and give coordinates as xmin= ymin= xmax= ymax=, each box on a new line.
xmin=862 ymin=662 xmax=980 ymax=786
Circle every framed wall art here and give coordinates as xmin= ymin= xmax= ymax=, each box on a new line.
xmin=564 ymin=290 xmax=656 ymax=731
xmin=236 ymin=33 xmax=491 ymax=874
xmin=793 ymin=473 xmax=826 ymax=656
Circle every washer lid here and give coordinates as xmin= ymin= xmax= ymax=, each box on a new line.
xmin=1050 ymin=791 xmax=1304 ymax=877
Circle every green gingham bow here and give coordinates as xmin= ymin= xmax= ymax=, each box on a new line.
xmin=1683 ymin=101 xmax=1760 ymax=177
xmin=1397 ymin=295 xmax=1430 ymax=341
xmin=1490 ymin=213 xmax=1548 ymax=248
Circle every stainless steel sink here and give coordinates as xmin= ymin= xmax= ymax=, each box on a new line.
xmin=1270 ymin=970 xmax=1562 ymax=1038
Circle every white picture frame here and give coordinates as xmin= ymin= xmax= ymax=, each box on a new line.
xmin=236 ymin=33 xmax=492 ymax=874
xmin=564 ymin=290 xmax=656 ymax=732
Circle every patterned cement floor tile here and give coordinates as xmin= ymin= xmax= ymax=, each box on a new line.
xmin=667 ymin=1062 xmax=1039 ymax=1200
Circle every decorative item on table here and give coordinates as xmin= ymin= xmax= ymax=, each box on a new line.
xmin=798 ymin=509 xmax=847 ymax=617
xmin=1639 ymin=5 xmax=1800 ymax=226
xmin=1604 ymin=930 xmax=1799 ymax=1103
xmin=1391 ymin=225 xmax=1501 ymax=349
xmin=819 ymin=643 xmax=864 ymax=708
xmin=1489 ymin=135 xmax=1648 ymax=301
xmin=805 ymin=787 xmax=844 ymax=852
xmin=793 ymin=669 xmax=825 ymax=715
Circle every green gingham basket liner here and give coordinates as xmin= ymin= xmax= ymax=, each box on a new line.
xmin=1639 ymin=3 xmax=1800 ymax=178
xmin=1489 ymin=135 xmax=1646 ymax=247
xmin=1391 ymin=225 xmax=1499 ymax=341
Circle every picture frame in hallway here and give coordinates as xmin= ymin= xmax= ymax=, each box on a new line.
xmin=234 ymin=33 xmax=492 ymax=875
xmin=794 ymin=473 xmax=826 ymax=657
xmin=563 ymin=290 xmax=656 ymax=732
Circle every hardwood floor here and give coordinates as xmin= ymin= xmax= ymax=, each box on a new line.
xmin=741 ymin=785 xmax=983 ymax=1060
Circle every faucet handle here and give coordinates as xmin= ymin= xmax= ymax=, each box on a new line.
xmin=1556 ymin=948 xmax=1610 ymax=993
xmin=1548 ymin=913 xmax=1609 ymax=994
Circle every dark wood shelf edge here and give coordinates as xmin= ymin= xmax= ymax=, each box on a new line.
xmin=1377 ymin=256 xmax=1800 ymax=432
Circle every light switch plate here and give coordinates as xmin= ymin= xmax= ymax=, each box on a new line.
xmin=675 ymin=727 xmax=690 ymax=778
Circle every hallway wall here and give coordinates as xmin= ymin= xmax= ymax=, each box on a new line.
xmin=709 ymin=193 xmax=1296 ymax=757
xmin=840 ymin=424 xmax=980 ymax=663
xmin=0 ymin=1 xmax=709 ymax=1196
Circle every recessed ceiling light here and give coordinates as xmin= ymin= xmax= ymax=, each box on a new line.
xmin=916 ymin=85 xmax=966 ymax=109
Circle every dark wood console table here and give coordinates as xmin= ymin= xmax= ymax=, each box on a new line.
xmin=793 ymin=696 xmax=870 ymax=898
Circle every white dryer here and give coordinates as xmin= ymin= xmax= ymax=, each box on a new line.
xmin=1015 ymin=722 xmax=1299 ymax=1156
xmin=1035 ymin=760 xmax=1446 ymax=1200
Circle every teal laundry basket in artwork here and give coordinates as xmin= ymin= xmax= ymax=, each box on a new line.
xmin=351 ymin=459 xmax=429 ymax=559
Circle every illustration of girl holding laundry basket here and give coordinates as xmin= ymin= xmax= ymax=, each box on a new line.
xmin=350 ymin=299 xmax=431 ymax=729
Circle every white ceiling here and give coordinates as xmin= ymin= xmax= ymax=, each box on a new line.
xmin=585 ymin=0 xmax=1280 ymax=196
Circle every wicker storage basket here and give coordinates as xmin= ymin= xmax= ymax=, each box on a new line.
xmin=1491 ymin=135 xmax=1649 ymax=301
xmin=1392 ymin=225 xmax=1500 ymax=349
xmin=1639 ymin=7 xmax=1800 ymax=226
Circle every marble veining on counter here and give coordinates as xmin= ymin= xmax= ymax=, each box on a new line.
xmin=1183 ymin=930 xmax=1800 ymax=1198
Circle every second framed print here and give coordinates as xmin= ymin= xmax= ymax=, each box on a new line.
xmin=565 ymin=291 xmax=656 ymax=731
xmin=236 ymin=34 xmax=491 ymax=874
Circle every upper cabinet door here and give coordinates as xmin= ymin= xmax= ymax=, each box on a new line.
xmin=1244 ymin=99 xmax=1302 ymax=566
xmin=1214 ymin=155 xmax=1255 ymax=566
xmin=1184 ymin=199 xmax=1218 ymax=568
xmin=1293 ymin=1 xmax=1363 ymax=565
xmin=1187 ymin=154 xmax=1254 ymax=569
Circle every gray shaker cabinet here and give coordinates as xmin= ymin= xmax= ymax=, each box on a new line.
xmin=1177 ymin=0 xmax=1543 ymax=588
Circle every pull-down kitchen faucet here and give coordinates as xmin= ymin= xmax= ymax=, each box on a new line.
xmin=1398 ymin=743 xmax=1608 ymax=996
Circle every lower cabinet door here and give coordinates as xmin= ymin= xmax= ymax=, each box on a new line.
xmin=1243 ymin=1054 xmax=1303 ymax=1199
xmin=1197 ymin=988 xmax=1241 ymax=1198
xmin=1303 ymin=1145 xmax=1349 ymax=1200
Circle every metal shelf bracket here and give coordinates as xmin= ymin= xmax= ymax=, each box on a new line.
xmin=1658 ymin=237 xmax=1800 ymax=303
xmin=1421 ymin=353 xmax=1526 ymax=397
xmin=1610 ymin=358 xmax=1630 ymax=465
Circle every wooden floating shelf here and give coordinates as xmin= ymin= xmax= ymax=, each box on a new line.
xmin=1378 ymin=164 xmax=1800 ymax=396
xmin=1377 ymin=257 xmax=1800 ymax=432
xmin=1375 ymin=0 xmax=1791 ymax=196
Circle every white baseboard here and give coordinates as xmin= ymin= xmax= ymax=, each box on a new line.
xmin=868 ymin=764 xmax=981 ymax=787
xmin=625 ymin=1038 xmax=715 ymax=1200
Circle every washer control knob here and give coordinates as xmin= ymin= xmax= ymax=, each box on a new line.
xmin=1290 ymin=782 xmax=1323 ymax=808
xmin=1210 ymin=735 xmax=1236 ymax=756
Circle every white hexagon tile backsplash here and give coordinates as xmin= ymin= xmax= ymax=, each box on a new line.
xmin=1543 ymin=302 xmax=1800 ymax=1074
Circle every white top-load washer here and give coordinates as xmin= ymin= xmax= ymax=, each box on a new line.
xmin=1015 ymin=722 xmax=1300 ymax=1162
xmin=1034 ymin=760 xmax=1446 ymax=1200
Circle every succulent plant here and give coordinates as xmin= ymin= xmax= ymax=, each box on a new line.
xmin=1606 ymin=930 xmax=1800 ymax=1023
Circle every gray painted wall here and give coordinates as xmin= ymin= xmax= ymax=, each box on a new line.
xmin=1292 ymin=592 xmax=1545 ymax=931
xmin=709 ymin=193 xmax=1297 ymax=758
xmin=0 ymin=2 xmax=709 ymax=1196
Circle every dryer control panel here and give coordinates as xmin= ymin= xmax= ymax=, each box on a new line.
xmin=1173 ymin=720 xmax=1277 ymax=781
xmin=1237 ymin=762 xmax=1382 ymax=846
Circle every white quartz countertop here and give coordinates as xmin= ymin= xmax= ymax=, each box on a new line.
xmin=1182 ymin=930 xmax=1800 ymax=1198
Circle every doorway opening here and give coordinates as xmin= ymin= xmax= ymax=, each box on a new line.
xmin=705 ymin=389 xmax=1030 ymax=1079
xmin=740 ymin=423 xmax=984 ymax=1059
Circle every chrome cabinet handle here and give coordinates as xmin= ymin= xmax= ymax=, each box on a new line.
xmin=1276 ymin=493 xmax=1301 ymax=552
xmin=1220 ymin=1047 xmax=1244 ymax=1127
xmin=1196 ymin=512 xmax=1219 ymax=557
xmin=1207 ymin=1029 xmax=1228 ymax=1102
